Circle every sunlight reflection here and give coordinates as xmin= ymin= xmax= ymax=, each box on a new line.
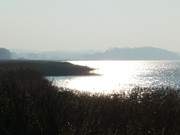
xmin=52 ymin=61 xmax=180 ymax=94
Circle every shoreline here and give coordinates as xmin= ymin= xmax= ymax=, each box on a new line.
xmin=0 ymin=60 xmax=94 ymax=76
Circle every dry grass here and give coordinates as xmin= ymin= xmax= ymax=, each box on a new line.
xmin=0 ymin=69 xmax=180 ymax=135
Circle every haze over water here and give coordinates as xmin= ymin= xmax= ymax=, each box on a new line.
xmin=51 ymin=60 xmax=180 ymax=94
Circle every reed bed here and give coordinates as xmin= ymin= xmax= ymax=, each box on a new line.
xmin=0 ymin=69 xmax=180 ymax=135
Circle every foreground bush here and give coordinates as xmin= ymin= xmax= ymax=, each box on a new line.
xmin=0 ymin=69 xmax=180 ymax=135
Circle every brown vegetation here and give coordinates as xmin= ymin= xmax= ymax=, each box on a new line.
xmin=0 ymin=69 xmax=180 ymax=135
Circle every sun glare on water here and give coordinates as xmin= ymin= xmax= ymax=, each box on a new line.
xmin=53 ymin=61 xmax=167 ymax=94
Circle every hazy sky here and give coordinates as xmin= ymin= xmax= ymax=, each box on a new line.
xmin=0 ymin=0 xmax=180 ymax=52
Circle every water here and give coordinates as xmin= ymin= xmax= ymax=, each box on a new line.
xmin=49 ymin=60 xmax=180 ymax=94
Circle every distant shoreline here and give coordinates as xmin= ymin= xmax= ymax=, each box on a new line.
xmin=0 ymin=60 xmax=94 ymax=76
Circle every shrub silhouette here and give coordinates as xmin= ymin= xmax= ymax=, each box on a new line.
xmin=0 ymin=69 xmax=180 ymax=134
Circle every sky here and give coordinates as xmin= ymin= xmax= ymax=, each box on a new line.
xmin=0 ymin=0 xmax=180 ymax=52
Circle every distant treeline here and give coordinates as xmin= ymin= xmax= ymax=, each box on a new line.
xmin=1 ymin=69 xmax=180 ymax=135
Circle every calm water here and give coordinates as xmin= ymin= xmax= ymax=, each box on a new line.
xmin=50 ymin=60 xmax=180 ymax=94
